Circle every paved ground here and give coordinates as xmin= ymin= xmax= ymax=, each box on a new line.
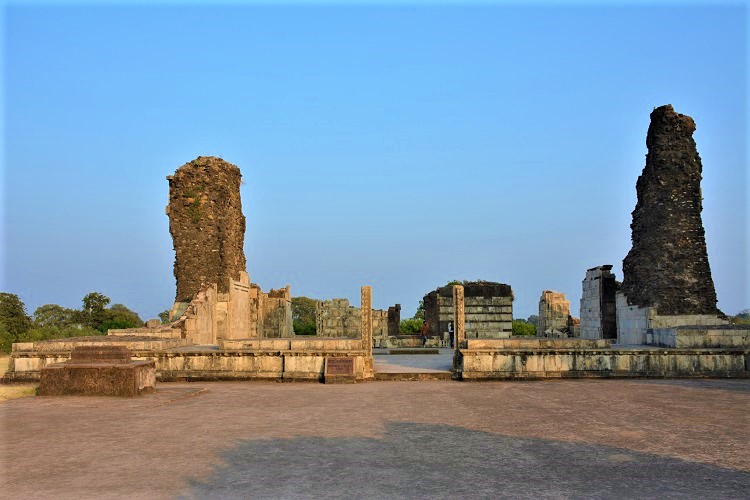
xmin=1 ymin=378 xmax=748 ymax=499
xmin=373 ymin=348 xmax=453 ymax=373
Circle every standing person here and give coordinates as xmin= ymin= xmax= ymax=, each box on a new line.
xmin=448 ymin=321 xmax=454 ymax=348
xmin=420 ymin=320 xmax=429 ymax=347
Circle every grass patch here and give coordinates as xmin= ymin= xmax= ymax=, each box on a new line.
xmin=0 ymin=355 xmax=37 ymax=401
xmin=0 ymin=355 xmax=9 ymax=378
xmin=0 ymin=385 xmax=36 ymax=401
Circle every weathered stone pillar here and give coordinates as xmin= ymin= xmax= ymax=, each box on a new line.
xmin=361 ymin=286 xmax=373 ymax=357
xmin=453 ymin=285 xmax=465 ymax=351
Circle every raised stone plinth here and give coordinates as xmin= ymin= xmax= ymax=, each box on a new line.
xmin=38 ymin=346 xmax=155 ymax=397
xmin=648 ymin=326 xmax=750 ymax=348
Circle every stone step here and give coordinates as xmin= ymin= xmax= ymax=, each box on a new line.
xmin=388 ymin=349 xmax=440 ymax=355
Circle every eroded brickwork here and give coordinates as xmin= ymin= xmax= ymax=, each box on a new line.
xmin=167 ymin=156 xmax=247 ymax=302
xmin=621 ymin=105 xmax=719 ymax=315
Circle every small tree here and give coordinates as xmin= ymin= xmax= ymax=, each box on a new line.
xmin=400 ymin=318 xmax=424 ymax=334
xmin=158 ymin=310 xmax=171 ymax=324
xmin=99 ymin=304 xmax=143 ymax=333
xmin=0 ymin=293 xmax=32 ymax=352
xmin=292 ymin=297 xmax=318 ymax=335
xmin=512 ymin=319 xmax=536 ymax=336
xmin=79 ymin=292 xmax=111 ymax=330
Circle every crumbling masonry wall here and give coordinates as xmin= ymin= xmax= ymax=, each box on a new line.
xmin=167 ymin=156 xmax=247 ymax=303
xmin=387 ymin=304 xmax=401 ymax=337
xmin=424 ymin=282 xmax=513 ymax=339
xmin=537 ymin=291 xmax=571 ymax=337
xmin=621 ymin=105 xmax=719 ymax=316
xmin=580 ymin=266 xmax=619 ymax=340
xmin=315 ymin=299 xmax=387 ymax=339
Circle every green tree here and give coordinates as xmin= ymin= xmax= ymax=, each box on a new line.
xmin=512 ymin=319 xmax=536 ymax=336
xmin=0 ymin=293 xmax=32 ymax=352
xmin=33 ymin=304 xmax=76 ymax=329
xmin=527 ymin=315 xmax=539 ymax=327
xmin=82 ymin=292 xmax=110 ymax=314
xmin=413 ymin=299 xmax=425 ymax=321
xmin=99 ymin=304 xmax=143 ymax=333
xmin=730 ymin=308 xmax=750 ymax=325
xmin=292 ymin=296 xmax=318 ymax=335
xmin=158 ymin=310 xmax=171 ymax=324
xmin=400 ymin=318 xmax=424 ymax=334
xmin=79 ymin=292 xmax=111 ymax=330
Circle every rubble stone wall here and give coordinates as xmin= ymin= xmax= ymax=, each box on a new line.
xmin=315 ymin=298 xmax=387 ymax=338
xmin=387 ymin=304 xmax=401 ymax=337
xmin=167 ymin=156 xmax=247 ymax=303
xmin=621 ymin=105 xmax=719 ymax=316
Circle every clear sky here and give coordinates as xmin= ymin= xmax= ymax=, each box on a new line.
xmin=2 ymin=1 xmax=748 ymax=322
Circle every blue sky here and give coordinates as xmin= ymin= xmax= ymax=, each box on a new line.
xmin=2 ymin=1 xmax=748 ymax=321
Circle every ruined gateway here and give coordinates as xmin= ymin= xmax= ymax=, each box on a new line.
xmin=3 ymin=105 xmax=749 ymax=383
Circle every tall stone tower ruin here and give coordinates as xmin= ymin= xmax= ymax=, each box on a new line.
xmin=166 ymin=156 xmax=247 ymax=303
xmin=621 ymin=104 xmax=719 ymax=315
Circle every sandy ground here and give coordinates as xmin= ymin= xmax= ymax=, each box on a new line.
xmin=0 ymin=378 xmax=748 ymax=499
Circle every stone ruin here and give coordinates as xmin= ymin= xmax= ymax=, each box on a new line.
xmin=166 ymin=156 xmax=246 ymax=303
xmin=424 ymin=282 xmax=513 ymax=340
xmin=537 ymin=291 xmax=578 ymax=338
xmin=315 ymin=298 xmax=388 ymax=339
xmin=621 ymin=105 xmax=720 ymax=316
xmin=164 ymin=156 xmax=293 ymax=343
xmin=579 ymin=266 xmax=618 ymax=340
xmin=387 ymin=304 xmax=401 ymax=337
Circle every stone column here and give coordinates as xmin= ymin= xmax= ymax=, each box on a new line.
xmin=361 ymin=286 xmax=373 ymax=357
xmin=453 ymin=285 xmax=465 ymax=352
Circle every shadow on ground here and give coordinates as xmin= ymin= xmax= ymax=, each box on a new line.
xmin=185 ymin=421 xmax=749 ymax=499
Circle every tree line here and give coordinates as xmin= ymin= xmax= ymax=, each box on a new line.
xmin=0 ymin=292 xmax=145 ymax=353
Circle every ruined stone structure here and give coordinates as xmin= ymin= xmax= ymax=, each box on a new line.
xmin=387 ymin=304 xmax=401 ymax=337
xmin=424 ymin=282 xmax=513 ymax=339
xmin=160 ymin=157 xmax=294 ymax=343
xmin=621 ymin=105 xmax=719 ymax=316
xmin=580 ymin=266 xmax=618 ymax=340
xmin=167 ymin=156 xmax=246 ymax=303
xmin=537 ymin=291 xmax=573 ymax=337
xmin=616 ymin=105 xmax=728 ymax=344
xmin=38 ymin=346 xmax=155 ymax=397
xmin=315 ymin=298 xmax=387 ymax=339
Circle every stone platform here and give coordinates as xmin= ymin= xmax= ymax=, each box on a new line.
xmin=647 ymin=325 xmax=750 ymax=348
xmin=5 ymin=337 xmax=372 ymax=383
xmin=456 ymin=345 xmax=749 ymax=380
xmin=38 ymin=346 xmax=156 ymax=397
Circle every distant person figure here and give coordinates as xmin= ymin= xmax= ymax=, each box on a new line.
xmin=420 ymin=321 xmax=429 ymax=347
xmin=448 ymin=321 xmax=454 ymax=348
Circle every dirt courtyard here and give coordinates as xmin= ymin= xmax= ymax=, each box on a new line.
xmin=1 ymin=378 xmax=748 ymax=499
